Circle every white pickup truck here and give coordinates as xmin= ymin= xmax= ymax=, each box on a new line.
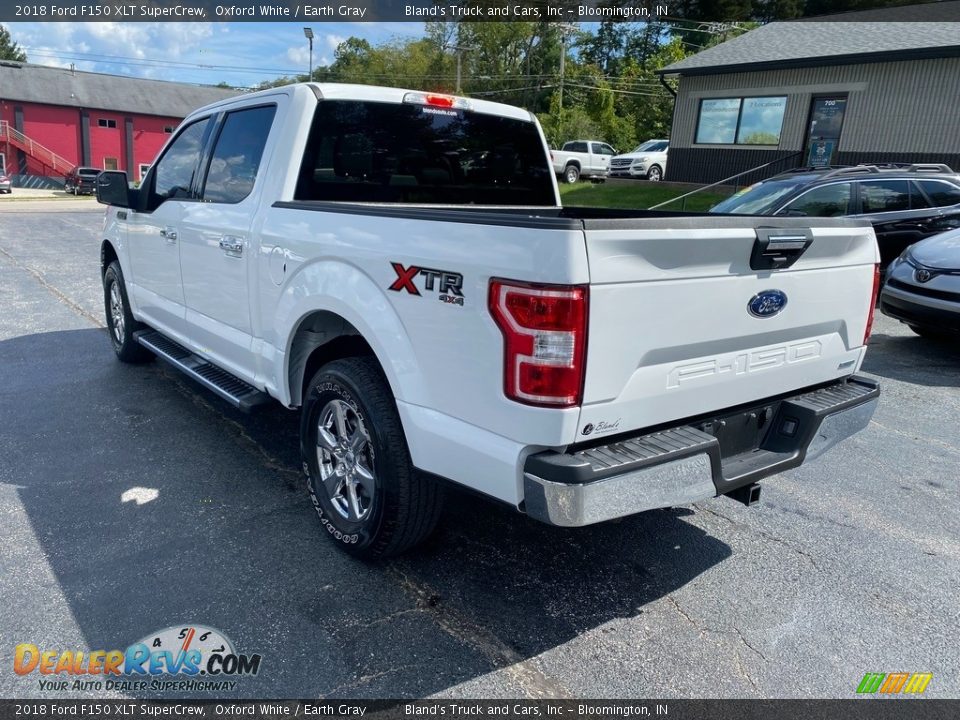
xmin=551 ymin=140 xmax=617 ymax=183
xmin=96 ymin=83 xmax=881 ymax=558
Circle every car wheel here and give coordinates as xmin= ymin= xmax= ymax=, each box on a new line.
xmin=564 ymin=165 xmax=580 ymax=184
xmin=301 ymin=357 xmax=444 ymax=559
xmin=103 ymin=261 xmax=153 ymax=363
xmin=647 ymin=165 xmax=663 ymax=182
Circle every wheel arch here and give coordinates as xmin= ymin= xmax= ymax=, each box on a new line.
xmin=275 ymin=262 xmax=427 ymax=409
xmin=287 ymin=311 xmax=385 ymax=408
xmin=100 ymin=239 xmax=119 ymax=278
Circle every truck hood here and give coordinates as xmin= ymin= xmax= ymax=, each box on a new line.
xmin=909 ymin=227 xmax=960 ymax=270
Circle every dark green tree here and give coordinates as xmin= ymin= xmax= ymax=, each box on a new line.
xmin=0 ymin=25 xmax=27 ymax=62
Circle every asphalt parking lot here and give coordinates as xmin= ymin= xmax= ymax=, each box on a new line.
xmin=1 ymin=204 xmax=958 ymax=700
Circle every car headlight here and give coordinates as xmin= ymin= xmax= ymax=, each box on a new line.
xmin=633 ymin=157 xmax=650 ymax=164
xmin=897 ymin=246 xmax=916 ymax=267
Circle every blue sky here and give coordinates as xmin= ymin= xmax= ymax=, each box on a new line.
xmin=4 ymin=22 xmax=427 ymax=87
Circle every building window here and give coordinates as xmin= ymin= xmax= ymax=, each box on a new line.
xmin=98 ymin=118 xmax=117 ymax=129
xmin=695 ymin=96 xmax=787 ymax=146
xmin=139 ymin=163 xmax=151 ymax=181
xmin=104 ymin=157 xmax=119 ymax=171
xmin=164 ymin=126 xmax=174 ymax=134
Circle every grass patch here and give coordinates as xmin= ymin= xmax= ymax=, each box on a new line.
xmin=559 ymin=180 xmax=732 ymax=212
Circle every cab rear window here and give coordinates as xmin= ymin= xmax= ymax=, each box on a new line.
xmin=294 ymin=100 xmax=555 ymax=206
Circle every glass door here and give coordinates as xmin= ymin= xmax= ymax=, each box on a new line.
xmin=805 ymin=96 xmax=847 ymax=168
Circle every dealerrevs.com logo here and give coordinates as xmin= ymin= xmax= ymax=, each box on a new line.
xmin=14 ymin=625 xmax=261 ymax=693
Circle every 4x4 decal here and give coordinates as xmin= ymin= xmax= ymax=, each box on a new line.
xmin=389 ymin=262 xmax=464 ymax=305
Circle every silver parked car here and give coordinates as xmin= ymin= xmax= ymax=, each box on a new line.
xmin=880 ymin=228 xmax=960 ymax=339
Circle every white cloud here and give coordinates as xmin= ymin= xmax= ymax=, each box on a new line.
xmin=286 ymin=45 xmax=310 ymax=65
xmin=324 ymin=34 xmax=346 ymax=52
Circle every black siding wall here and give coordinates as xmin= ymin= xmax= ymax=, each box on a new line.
xmin=667 ymin=148 xmax=803 ymax=185
xmin=668 ymin=148 xmax=960 ymax=184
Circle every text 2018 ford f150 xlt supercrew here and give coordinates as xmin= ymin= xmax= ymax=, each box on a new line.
xmin=95 ymin=83 xmax=881 ymax=558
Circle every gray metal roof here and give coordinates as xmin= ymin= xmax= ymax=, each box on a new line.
xmin=661 ymin=20 xmax=960 ymax=76
xmin=0 ymin=62 xmax=240 ymax=118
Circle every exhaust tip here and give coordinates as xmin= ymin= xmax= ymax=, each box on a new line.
xmin=726 ymin=483 xmax=762 ymax=507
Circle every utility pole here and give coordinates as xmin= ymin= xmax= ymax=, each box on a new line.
xmin=445 ymin=44 xmax=476 ymax=95
xmin=556 ymin=23 xmax=576 ymax=139
xmin=303 ymin=27 xmax=314 ymax=82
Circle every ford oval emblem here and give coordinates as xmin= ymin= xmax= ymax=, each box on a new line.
xmin=748 ymin=290 xmax=788 ymax=318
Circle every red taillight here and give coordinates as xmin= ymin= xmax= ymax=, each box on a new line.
xmin=863 ymin=264 xmax=881 ymax=344
xmin=489 ymin=280 xmax=588 ymax=407
xmin=425 ymin=94 xmax=455 ymax=108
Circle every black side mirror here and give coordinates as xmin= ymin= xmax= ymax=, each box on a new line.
xmin=96 ymin=171 xmax=133 ymax=208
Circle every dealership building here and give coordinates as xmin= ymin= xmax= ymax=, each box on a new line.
xmin=658 ymin=13 xmax=960 ymax=184
xmin=0 ymin=62 xmax=237 ymax=187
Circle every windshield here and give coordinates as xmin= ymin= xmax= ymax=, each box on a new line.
xmin=630 ymin=141 xmax=666 ymax=154
xmin=710 ymin=180 xmax=803 ymax=214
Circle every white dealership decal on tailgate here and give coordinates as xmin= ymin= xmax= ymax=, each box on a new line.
xmin=667 ymin=340 xmax=823 ymax=389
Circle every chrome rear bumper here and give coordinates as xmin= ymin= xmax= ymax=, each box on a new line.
xmin=523 ymin=376 xmax=879 ymax=527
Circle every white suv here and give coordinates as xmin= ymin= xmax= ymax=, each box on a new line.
xmin=609 ymin=140 xmax=669 ymax=181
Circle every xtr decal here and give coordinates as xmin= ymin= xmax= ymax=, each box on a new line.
xmin=389 ymin=262 xmax=464 ymax=305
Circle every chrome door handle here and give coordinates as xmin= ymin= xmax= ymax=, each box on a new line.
xmin=219 ymin=237 xmax=244 ymax=257
xmin=160 ymin=227 xmax=178 ymax=242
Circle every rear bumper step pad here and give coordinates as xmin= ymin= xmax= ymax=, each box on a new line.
xmin=523 ymin=376 xmax=879 ymax=527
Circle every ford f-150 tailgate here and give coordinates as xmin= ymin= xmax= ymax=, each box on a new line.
xmin=578 ymin=215 xmax=880 ymax=437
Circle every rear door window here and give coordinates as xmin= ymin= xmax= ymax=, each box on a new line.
xmin=778 ymin=182 xmax=852 ymax=217
xmin=201 ymin=105 xmax=276 ymax=204
xmin=916 ymin=179 xmax=960 ymax=208
xmin=294 ymin=100 xmax=555 ymax=205
xmin=858 ymin=180 xmax=910 ymax=213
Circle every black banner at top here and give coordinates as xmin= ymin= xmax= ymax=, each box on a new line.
xmin=3 ymin=0 xmax=960 ymax=23
xmin=2 ymin=1 xmax=667 ymax=23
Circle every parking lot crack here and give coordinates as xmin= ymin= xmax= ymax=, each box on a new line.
xmin=320 ymin=663 xmax=421 ymax=698
xmin=0 ymin=246 xmax=104 ymax=328
xmin=386 ymin=564 xmax=573 ymax=699
xmin=733 ymin=627 xmax=768 ymax=662
xmin=666 ymin=594 xmax=706 ymax=638
xmin=702 ymin=507 xmax=822 ymax=572
xmin=733 ymin=649 xmax=761 ymax=693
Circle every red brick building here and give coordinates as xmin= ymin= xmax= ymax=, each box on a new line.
xmin=0 ymin=62 xmax=238 ymax=188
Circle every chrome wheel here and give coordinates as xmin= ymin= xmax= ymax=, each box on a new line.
xmin=648 ymin=166 xmax=662 ymax=182
xmin=316 ymin=399 xmax=375 ymax=522
xmin=109 ymin=281 xmax=125 ymax=344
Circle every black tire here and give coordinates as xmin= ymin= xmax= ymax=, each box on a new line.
xmin=300 ymin=357 xmax=444 ymax=559
xmin=647 ymin=165 xmax=663 ymax=182
xmin=103 ymin=261 xmax=153 ymax=363
xmin=564 ymin=164 xmax=580 ymax=184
